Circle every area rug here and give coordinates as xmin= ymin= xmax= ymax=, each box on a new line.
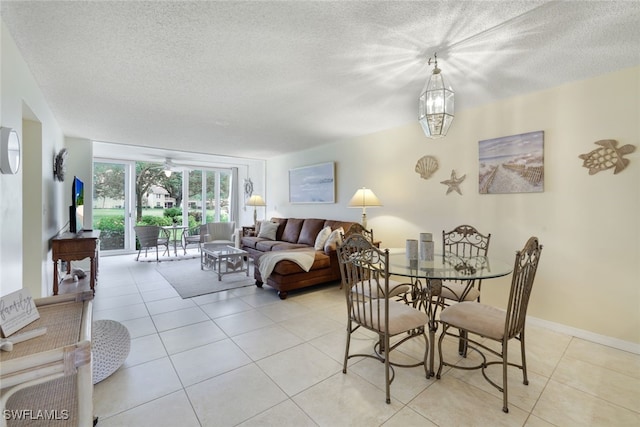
xmin=155 ymin=258 xmax=255 ymax=298
xmin=136 ymin=253 xmax=200 ymax=263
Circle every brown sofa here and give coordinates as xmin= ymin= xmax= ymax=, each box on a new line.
xmin=240 ymin=217 xmax=357 ymax=299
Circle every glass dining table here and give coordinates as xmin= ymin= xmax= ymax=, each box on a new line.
xmin=387 ymin=251 xmax=513 ymax=376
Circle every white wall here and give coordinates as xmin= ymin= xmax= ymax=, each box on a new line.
xmin=1 ymin=20 xmax=266 ymax=298
xmin=65 ymin=137 xmax=94 ymax=231
xmin=267 ymin=66 xmax=640 ymax=347
xmin=1 ymin=22 xmax=67 ymax=298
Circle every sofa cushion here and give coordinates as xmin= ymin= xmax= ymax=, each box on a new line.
xmin=256 ymin=240 xmax=284 ymax=251
xmin=254 ymin=220 xmax=265 ymax=235
xmin=324 ymin=227 xmax=344 ymax=252
xmin=270 ymin=218 xmax=289 ymax=241
xmin=257 ymin=221 xmax=279 ymax=240
xmin=314 ymin=226 xmax=332 ymax=250
xmin=272 ymin=242 xmax=309 ymax=251
xmin=241 ymin=236 xmax=262 ymax=249
xmin=298 ymin=219 xmax=325 ymax=246
xmin=281 ymin=218 xmax=305 ymax=243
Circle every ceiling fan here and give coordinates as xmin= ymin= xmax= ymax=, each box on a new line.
xmin=162 ymin=158 xmax=182 ymax=177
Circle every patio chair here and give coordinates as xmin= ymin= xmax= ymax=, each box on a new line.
xmin=133 ymin=225 xmax=170 ymax=261
xmin=182 ymin=224 xmax=203 ymax=252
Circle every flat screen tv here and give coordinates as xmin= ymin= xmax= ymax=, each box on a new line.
xmin=69 ymin=176 xmax=84 ymax=234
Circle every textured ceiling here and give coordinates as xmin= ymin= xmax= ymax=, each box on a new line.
xmin=2 ymin=1 xmax=639 ymax=160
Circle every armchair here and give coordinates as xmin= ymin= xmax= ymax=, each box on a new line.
xmin=201 ymin=221 xmax=237 ymax=250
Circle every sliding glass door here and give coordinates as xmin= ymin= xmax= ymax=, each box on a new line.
xmin=94 ymin=158 xmax=232 ymax=254
xmin=93 ymin=160 xmax=132 ymax=251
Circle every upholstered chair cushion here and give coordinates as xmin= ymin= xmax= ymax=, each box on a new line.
xmin=351 ymin=299 xmax=428 ymax=335
xmin=439 ymin=301 xmax=506 ymax=340
xmin=352 ymin=279 xmax=410 ymax=299
xmin=439 ymin=282 xmax=481 ymax=302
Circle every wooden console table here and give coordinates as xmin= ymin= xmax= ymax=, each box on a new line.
xmin=52 ymin=231 xmax=100 ymax=295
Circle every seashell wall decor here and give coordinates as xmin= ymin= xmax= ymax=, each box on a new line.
xmin=415 ymin=155 xmax=439 ymax=180
xmin=578 ymin=139 xmax=635 ymax=175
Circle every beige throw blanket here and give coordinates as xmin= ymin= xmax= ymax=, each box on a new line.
xmin=258 ymin=250 xmax=316 ymax=280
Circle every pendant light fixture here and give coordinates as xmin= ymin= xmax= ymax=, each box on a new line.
xmin=418 ymin=53 xmax=455 ymax=138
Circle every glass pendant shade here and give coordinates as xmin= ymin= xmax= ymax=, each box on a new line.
xmin=419 ymin=67 xmax=454 ymax=138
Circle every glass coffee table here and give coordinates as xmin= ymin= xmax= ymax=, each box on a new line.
xmin=200 ymin=244 xmax=249 ymax=281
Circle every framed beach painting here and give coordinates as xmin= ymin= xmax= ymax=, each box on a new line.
xmin=289 ymin=162 xmax=335 ymax=203
xmin=479 ymin=131 xmax=544 ymax=194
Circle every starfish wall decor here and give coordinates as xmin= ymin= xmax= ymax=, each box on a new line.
xmin=441 ymin=170 xmax=466 ymax=195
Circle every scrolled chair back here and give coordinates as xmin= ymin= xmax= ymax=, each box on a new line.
xmin=337 ymin=234 xmax=390 ymax=322
xmin=505 ymin=236 xmax=543 ymax=338
xmin=442 ymin=224 xmax=491 ymax=257
xmin=343 ymin=223 xmax=374 ymax=244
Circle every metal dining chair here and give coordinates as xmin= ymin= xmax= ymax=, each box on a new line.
xmin=436 ymin=236 xmax=543 ymax=413
xmin=337 ymin=233 xmax=429 ymax=404
xmin=440 ymin=224 xmax=492 ymax=303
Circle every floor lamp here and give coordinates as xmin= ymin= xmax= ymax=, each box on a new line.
xmin=348 ymin=187 xmax=382 ymax=230
xmin=246 ymin=195 xmax=266 ymax=227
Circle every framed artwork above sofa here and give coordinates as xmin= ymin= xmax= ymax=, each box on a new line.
xmin=289 ymin=162 xmax=335 ymax=203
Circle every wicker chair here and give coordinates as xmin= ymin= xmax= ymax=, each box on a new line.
xmin=133 ymin=225 xmax=170 ymax=261
xmin=337 ymin=233 xmax=429 ymax=404
xmin=436 ymin=236 xmax=543 ymax=413
xmin=182 ymin=224 xmax=203 ymax=252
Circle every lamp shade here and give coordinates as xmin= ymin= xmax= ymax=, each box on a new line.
xmin=348 ymin=188 xmax=381 ymax=230
xmin=246 ymin=195 xmax=266 ymax=207
xmin=348 ymin=188 xmax=382 ymax=208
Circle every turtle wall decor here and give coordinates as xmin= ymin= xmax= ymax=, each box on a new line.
xmin=578 ymin=139 xmax=635 ymax=175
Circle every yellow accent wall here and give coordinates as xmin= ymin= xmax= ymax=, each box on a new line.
xmin=267 ymin=66 xmax=640 ymax=347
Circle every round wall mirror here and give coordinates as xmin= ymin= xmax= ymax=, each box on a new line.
xmin=0 ymin=127 xmax=21 ymax=174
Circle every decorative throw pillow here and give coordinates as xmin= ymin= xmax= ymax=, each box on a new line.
xmin=324 ymin=227 xmax=344 ymax=252
xmin=314 ymin=226 xmax=333 ymax=250
xmin=257 ymin=221 xmax=279 ymax=240
xmin=254 ymin=220 xmax=263 ymax=236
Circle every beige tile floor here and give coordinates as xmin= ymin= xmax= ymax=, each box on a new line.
xmin=93 ymin=253 xmax=640 ymax=426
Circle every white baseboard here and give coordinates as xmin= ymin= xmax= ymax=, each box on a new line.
xmin=528 ymin=315 xmax=640 ymax=355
